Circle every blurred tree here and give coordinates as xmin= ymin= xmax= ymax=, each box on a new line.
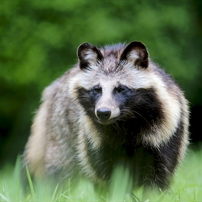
xmin=0 ymin=0 xmax=201 ymax=165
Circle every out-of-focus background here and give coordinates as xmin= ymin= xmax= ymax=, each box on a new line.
xmin=0 ymin=0 xmax=202 ymax=166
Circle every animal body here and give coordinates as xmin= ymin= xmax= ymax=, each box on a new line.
xmin=23 ymin=41 xmax=189 ymax=190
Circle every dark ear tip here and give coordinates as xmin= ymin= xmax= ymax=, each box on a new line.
xmin=128 ymin=41 xmax=147 ymax=50
xmin=77 ymin=43 xmax=90 ymax=59
xmin=80 ymin=42 xmax=90 ymax=47
xmin=78 ymin=42 xmax=91 ymax=51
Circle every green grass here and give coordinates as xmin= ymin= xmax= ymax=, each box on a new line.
xmin=1 ymin=149 xmax=202 ymax=202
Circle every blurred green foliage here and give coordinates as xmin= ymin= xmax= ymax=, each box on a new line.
xmin=1 ymin=0 xmax=202 ymax=164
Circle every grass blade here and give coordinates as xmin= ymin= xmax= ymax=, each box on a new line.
xmin=25 ymin=166 xmax=35 ymax=197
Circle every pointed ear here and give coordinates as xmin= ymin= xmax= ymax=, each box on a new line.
xmin=120 ymin=41 xmax=149 ymax=68
xmin=77 ymin=43 xmax=104 ymax=70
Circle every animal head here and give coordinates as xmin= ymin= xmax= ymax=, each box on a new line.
xmin=75 ymin=41 xmax=164 ymax=127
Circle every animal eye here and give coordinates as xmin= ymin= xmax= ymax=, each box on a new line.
xmin=116 ymin=86 xmax=125 ymax=93
xmin=92 ymin=86 xmax=102 ymax=94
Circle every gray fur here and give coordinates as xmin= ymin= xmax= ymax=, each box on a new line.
xmin=23 ymin=41 xmax=189 ymax=189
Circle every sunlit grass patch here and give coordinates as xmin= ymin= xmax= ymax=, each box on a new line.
xmin=0 ymin=149 xmax=202 ymax=202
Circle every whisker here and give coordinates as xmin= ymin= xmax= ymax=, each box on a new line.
xmin=120 ymin=108 xmax=152 ymax=127
xmin=133 ymin=111 xmax=151 ymax=127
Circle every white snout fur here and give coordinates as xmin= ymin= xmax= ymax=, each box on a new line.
xmin=95 ymin=81 xmax=120 ymax=120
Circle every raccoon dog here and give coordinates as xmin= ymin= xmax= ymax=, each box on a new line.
xmin=23 ymin=41 xmax=189 ymax=190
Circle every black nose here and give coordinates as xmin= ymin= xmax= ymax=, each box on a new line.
xmin=97 ymin=108 xmax=111 ymax=121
